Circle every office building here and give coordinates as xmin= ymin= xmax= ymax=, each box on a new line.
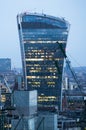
xmin=0 ymin=58 xmax=11 ymax=72
xmin=17 ymin=12 xmax=70 ymax=109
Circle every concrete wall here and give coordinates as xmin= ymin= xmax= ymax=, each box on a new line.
xmin=11 ymin=116 xmax=35 ymax=130
xmin=36 ymin=112 xmax=58 ymax=130
xmin=13 ymin=90 xmax=37 ymax=116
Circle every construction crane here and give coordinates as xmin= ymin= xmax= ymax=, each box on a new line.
xmin=56 ymin=41 xmax=85 ymax=94
xmin=0 ymin=74 xmax=12 ymax=93
xmin=56 ymin=41 xmax=86 ymax=129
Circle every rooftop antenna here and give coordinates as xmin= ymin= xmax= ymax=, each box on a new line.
xmin=34 ymin=8 xmax=37 ymax=13
xmin=42 ymin=9 xmax=44 ymax=14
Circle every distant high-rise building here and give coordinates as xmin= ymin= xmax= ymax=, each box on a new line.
xmin=0 ymin=58 xmax=11 ymax=72
xmin=65 ymin=60 xmax=72 ymax=77
xmin=17 ymin=12 xmax=70 ymax=109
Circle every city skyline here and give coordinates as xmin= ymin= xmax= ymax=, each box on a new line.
xmin=0 ymin=0 xmax=86 ymax=68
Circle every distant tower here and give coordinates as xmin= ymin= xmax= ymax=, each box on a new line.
xmin=17 ymin=12 xmax=70 ymax=109
xmin=65 ymin=60 xmax=72 ymax=77
xmin=64 ymin=76 xmax=70 ymax=90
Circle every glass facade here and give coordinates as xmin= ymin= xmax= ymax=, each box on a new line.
xmin=17 ymin=13 xmax=70 ymax=109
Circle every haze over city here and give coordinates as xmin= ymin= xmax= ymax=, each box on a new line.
xmin=0 ymin=0 xmax=86 ymax=68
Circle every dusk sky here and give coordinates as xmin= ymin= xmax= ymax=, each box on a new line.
xmin=0 ymin=0 xmax=86 ymax=68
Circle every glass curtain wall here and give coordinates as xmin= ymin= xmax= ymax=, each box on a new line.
xmin=17 ymin=13 xmax=70 ymax=109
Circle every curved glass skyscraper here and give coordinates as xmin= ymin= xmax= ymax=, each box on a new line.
xmin=17 ymin=12 xmax=70 ymax=109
